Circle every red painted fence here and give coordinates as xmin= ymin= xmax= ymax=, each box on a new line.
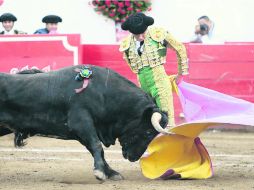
xmin=0 ymin=35 xmax=253 ymax=122
xmin=82 ymin=43 xmax=254 ymax=103
xmin=0 ymin=34 xmax=82 ymax=73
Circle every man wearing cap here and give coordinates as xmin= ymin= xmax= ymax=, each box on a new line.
xmin=0 ymin=13 xmax=26 ymax=35
xmin=34 ymin=15 xmax=62 ymax=34
xmin=119 ymin=13 xmax=189 ymax=127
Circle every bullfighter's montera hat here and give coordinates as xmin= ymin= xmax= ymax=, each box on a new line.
xmin=0 ymin=13 xmax=17 ymax=22
xmin=42 ymin=15 xmax=62 ymax=23
xmin=121 ymin=13 xmax=154 ymax=35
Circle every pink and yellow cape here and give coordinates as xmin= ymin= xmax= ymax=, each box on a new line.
xmin=140 ymin=81 xmax=254 ymax=179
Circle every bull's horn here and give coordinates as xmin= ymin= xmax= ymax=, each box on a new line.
xmin=151 ymin=112 xmax=171 ymax=134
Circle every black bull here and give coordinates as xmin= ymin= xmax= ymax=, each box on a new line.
xmin=0 ymin=65 xmax=168 ymax=181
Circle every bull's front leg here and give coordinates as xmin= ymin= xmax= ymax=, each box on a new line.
xmin=68 ymin=110 xmax=124 ymax=181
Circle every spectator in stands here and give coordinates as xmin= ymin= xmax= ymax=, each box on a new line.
xmin=0 ymin=13 xmax=26 ymax=35
xmin=191 ymin=23 xmax=209 ymax=43
xmin=190 ymin=15 xmax=220 ymax=43
xmin=198 ymin=16 xmax=214 ymax=38
xmin=34 ymin=15 xmax=62 ymax=34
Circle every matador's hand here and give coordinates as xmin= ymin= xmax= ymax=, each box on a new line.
xmin=175 ymin=74 xmax=189 ymax=84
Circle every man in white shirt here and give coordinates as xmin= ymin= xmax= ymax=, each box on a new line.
xmin=191 ymin=23 xmax=209 ymax=43
xmin=191 ymin=15 xmax=222 ymax=43
xmin=198 ymin=16 xmax=214 ymax=39
xmin=0 ymin=13 xmax=26 ymax=35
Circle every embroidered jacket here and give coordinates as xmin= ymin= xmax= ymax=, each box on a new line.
xmin=119 ymin=27 xmax=188 ymax=75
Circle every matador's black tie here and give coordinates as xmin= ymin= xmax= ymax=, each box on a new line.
xmin=137 ymin=41 xmax=144 ymax=56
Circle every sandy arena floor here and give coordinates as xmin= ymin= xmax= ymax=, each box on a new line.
xmin=0 ymin=131 xmax=254 ymax=190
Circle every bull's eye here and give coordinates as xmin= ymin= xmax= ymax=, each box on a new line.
xmin=145 ymin=129 xmax=155 ymax=139
xmin=146 ymin=129 xmax=154 ymax=135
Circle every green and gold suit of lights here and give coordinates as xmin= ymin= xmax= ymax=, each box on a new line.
xmin=120 ymin=27 xmax=189 ymax=127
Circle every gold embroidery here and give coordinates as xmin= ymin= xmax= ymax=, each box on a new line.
xmin=164 ymin=31 xmax=189 ymax=75
xmin=119 ymin=27 xmax=188 ymax=75
xmin=123 ymin=29 xmax=167 ymax=74
xmin=151 ymin=65 xmax=175 ymax=127
xmin=149 ymin=27 xmax=166 ymax=42
xmin=119 ymin=35 xmax=131 ymax=52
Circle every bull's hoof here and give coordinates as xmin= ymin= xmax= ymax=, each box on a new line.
xmin=94 ymin=169 xmax=106 ymax=181
xmin=94 ymin=169 xmax=124 ymax=181
xmin=109 ymin=173 xmax=124 ymax=181
xmin=106 ymin=169 xmax=124 ymax=181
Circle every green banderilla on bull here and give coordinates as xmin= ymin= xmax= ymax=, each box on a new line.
xmin=75 ymin=66 xmax=93 ymax=81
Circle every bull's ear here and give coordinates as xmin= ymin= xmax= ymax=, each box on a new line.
xmin=142 ymin=107 xmax=154 ymax=123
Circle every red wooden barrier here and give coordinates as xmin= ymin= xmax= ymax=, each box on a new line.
xmin=82 ymin=43 xmax=254 ymax=103
xmin=0 ymin=37 xmax=253 ymax=127
xmin=0 ymin=34 xmax=82 ymax=73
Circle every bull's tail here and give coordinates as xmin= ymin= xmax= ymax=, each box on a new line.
xmin=14 ymin=132 xmax=27 ymax=147
xmin=0 ymin=126 xmax=27 ymax=147
xmin=2 ymin=69 xmax=44 ymax=147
